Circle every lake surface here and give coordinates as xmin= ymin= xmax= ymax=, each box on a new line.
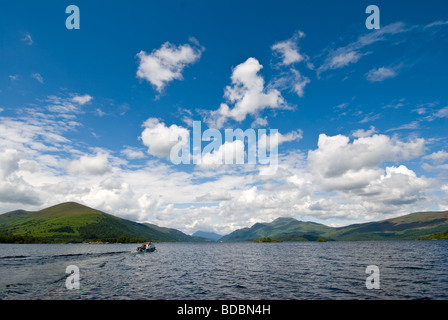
xmin=1 ymin=241 xmax=447 ymax=300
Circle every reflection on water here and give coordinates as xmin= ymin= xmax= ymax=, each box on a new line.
xmin=1 ymin=241 xmax=447 ymax=300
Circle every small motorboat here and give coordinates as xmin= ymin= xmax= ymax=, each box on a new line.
xmin=136 ymin=242 xmax=156 ymax=253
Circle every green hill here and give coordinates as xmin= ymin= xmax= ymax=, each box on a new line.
xmin=220 ymin=211 xmax=448 ymax=242
xmin=220 ymin=217 xmax=334 ymax=242
xmin=143 ymin=223 xmax=210 ymax=242
xmin=325 ymin=211 xmax=448 ymax=241
xmin=0 ymin=202 xmax=206 ymax=243
xmin=418 ymin=229 xmax=448 ymax=240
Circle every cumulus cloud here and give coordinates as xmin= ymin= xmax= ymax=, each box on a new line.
xmin=0 ymin=90 xmax=445 ymax=234
xmin=0 ymin=177 xmax=42 ymax=205
xmin=200 ymin=140 xmax=246 ymax=167
xmin=136 ymin=39 xmax=204 ymax=93
xmin=72 ymin=94 xmax=93 ymax=105
xmin=204 ymin=58 xmax=288 ymax=128
xmin=308 ymin=133 xmax=425 ymax=181
xmin=357 ymin=165 xmax=433 ymax=206
xmin=67 ymin=153 xmax=111 ymax=176
xmin=352 ymin=126 xmax=377 ymax=138
xmin=121 ymin=146 xmax=146 ymax=160
xmin=140 ymin=118 xmax=189 ymax=159
xmin=423 ymin=150 xmax=448 ymax=163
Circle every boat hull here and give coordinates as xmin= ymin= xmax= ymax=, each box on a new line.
xmin=136 ymin=246 xmax=156 ymax=253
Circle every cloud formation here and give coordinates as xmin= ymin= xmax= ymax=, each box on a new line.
xmin=366 ymin=67 xmax=397 ymax=82
xmin=140 ymin=118 xmax=189 ymax=159
xmin=136 ymin=39 xmax=204 ymax=93
xmin=31 ymin=73 xmax=44 ymax=84
xmin=317 ymin=22 xmax=409 ymax=75
xmin=67 ymin=153 xmax=111 ymax=176
xmin=72 ymin=94 xmax=93 ymax=105
xmin=205 ymin=58 xmax=288 ymax=128
xmin=271 ymin=31 xmax=307 ymax=66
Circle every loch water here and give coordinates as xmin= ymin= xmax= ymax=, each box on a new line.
xmin=1 ymin=241 xmax=447 ymax=300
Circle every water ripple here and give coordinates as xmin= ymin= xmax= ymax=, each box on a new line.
xmin=1 ymin=241 xmax=448 ymax=299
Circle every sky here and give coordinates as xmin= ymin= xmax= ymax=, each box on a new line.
xmin=0 ymin=0 xmax=447 ymax=235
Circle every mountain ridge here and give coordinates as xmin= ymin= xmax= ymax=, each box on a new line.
xmin=0 ymin=202 xmax=208 ymax=243
xmin=192 ymin=231 xmax=223 ymax=241
xmin=220 ymin=211 xmax=448 ymax=242
xmin=1 ymin=202 xmax=448 ymax=243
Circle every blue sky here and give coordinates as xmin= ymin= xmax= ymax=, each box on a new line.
xmin=1 ymin=0 xmax=447 ymax=234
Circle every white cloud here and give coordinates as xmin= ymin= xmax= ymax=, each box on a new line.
xmin=386 ymin=121 xmax=420 ymax=132
xmin=366 ymin=67 xmax=397 ymax=82
xmin=291 ymin=69 xmax=310 ymax=97
xmin=44 ymin=94 xmax=92 ymax=118
xmin=352 ymin=126 xmax=377 ymax=138
xmin=72 ymin=94 xmax=93 ymax=105
xmin=0 ymin=149 xmax=21 ymax=179
xmin=0 ymin=177 xmax=41 ymax=205
xmin=140 ymin=118 xmax=189 ymax=159
xmin=271 ymin=31 xmax=307 ymax=66
xmin=318 ymin=22 xmax=409 ymax=75
xmin=417 ymin=105 xmax=448 ymax=122
xmin=308 ymin=133 xmax=425 ymax=181
xmin=258 ymin=130 xmax=303 ymax=152
xmin=328 ymin=50 xmax=363 ymax=70
xmin=22 ymin=32 xmax=33 ymax=45
xmin=358 ymin=165 xmax=433 ymax=206
xmin=136 ymin=39 xmax=204 ymax=93
xmin=270 ymin=31 xmax=312 ymax=98
xmin=200 ymin=140 xmax=246 ymax=167
xmin=121 ymin=146 xmax=146 ymax=160
xmin=358 ymin=112 xmax=381 ymax=124
xmin=424 ymin=20 xmax=448 ymax=29
xmin=204 ymin=58 xmax=287 ymax=128
xmin=67 ymin=153 xmax=111 ymax=176
xmin=434 ymin=106 xmax=448 ymax=119
xmin=31 ymin=73 xmax=44 ymax=84
xmin=251 ymin=116 xmax=268 ymax=128
xmin=423 ymin=150 xmax=448 ymax=163
xmin=268 ymin=68 xmax=310 ymax=98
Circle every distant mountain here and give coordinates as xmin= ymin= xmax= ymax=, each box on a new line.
xmin=220 ymin=211 xmax=448 ymax=242
xmin=0 ymin=202 xmax=207 ymax=243
xmin=220 ymin=217 xmax=333 ymax=242
xmin=143 ymin=223 xmax=209 ymax=242
xmin=327 ymin=211 xmax=448 ymax=241
xmin=192 ymin=231 xmax=223 ymax=241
